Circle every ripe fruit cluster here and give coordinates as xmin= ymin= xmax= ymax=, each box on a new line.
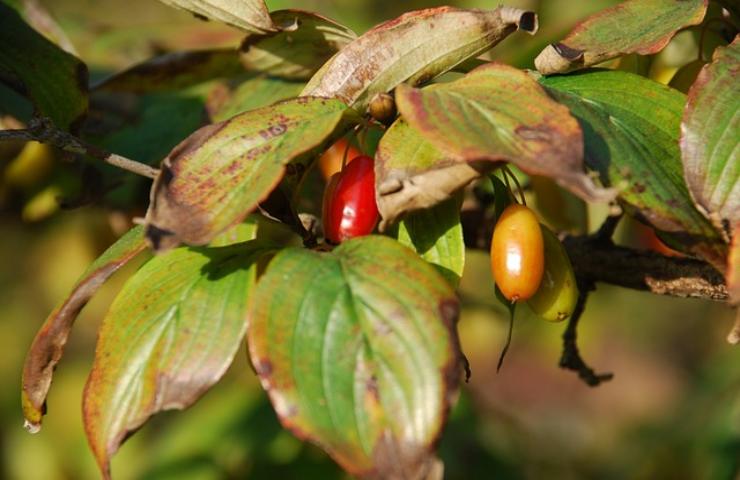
xmin=490 ymin=201 xmax=578 ymax=322
xmin=321 ymin=140 xmax=379 ymax=244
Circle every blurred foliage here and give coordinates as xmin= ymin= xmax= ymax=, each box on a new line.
xmin=0 ymin=0 xmax=738 ymax=479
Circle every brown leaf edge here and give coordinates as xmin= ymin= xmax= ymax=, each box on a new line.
xmin=534 ymin=0 xmax=708 ymax=75
xmin=21 ymin=226 xmax=147 ymax=433
xmin=143 ymin=97 xmax=354 ymax=252
xmin=248 ymin=248 xmax=464 ymax=479
xmin=394 ymin=74 xmax=615 ymax=205
xmin=91 ymin=49 xmax=245 ymax=94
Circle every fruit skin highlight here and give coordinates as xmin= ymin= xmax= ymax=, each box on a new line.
xmin=322 ymin=155 xmax=379 ymax=244
xmin=528 ymin=226 xmax=578 ymax=322
xmin=491 ymin=204 xmax=544 ymax=302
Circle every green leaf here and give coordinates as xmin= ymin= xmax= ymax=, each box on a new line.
xmin=239 ymin=10 xmax=356 ymax=80
xmin=540 ymin=69 xmax=726 ymax=267
xmin=210 ymin=75 xmax=305 ymax=122
xmin=395 ymin=63 xmax=612 ymax=203
xmin=0 ymin=1 xmax=88 ymax=130
xmin=390 ymin=197 xmax=465 ymax=286
xmin=21 ymin=226 xmax=147 ymax=433
xmin=302 ymin=6 xmax=537 ymax=112
xmin=681 ymin=37 xmax=739 ymax=229
xmin=93 ymin=49 xmax=246 ymax=93
xmin=535 ymin=0 xmax=707 ymax=75
xmin=375 ymin=118 xmax=482 ymax=228
xmin=248 ymin=235 xmax=462 ymax=478
xmin=83 ymin=240 xmax=272 ymax=479
xmin=144 ymin=96 xmax=356 ymax=251
xmin=157 ymin=0 xmax=276 ymax=34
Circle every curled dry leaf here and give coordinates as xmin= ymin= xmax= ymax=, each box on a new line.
xmin=681 ymin=36 xmax=739 ymax=235
xmin=394 ymin=63 xmax=613 ymax=207
xmin=157 ymin=0 xmax=276 ymax=34
xmin=375 ymin=118 xmax=485 ymax=228
xmin=21 ymin=226 xmax=147 ymax=433
xmin=239 ymin=10 xmax=357 ymax=80
xmin=248 ymin=236 xmax=462 ymax=478
xmin=144 ymin=97 xmax=354 ymax=252
xmin=301 ymin=6 xmax=537 ymax=112
xmin=535 ymin=0 xmax=707 ymax=75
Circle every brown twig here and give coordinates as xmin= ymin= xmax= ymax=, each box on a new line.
xmin=0 ymin=117 xmax=159 ymax=179
xmin=562 ymin=234 xmax=728 ymax=301
xmin=559 ymin=278 xmax=614 ymax=386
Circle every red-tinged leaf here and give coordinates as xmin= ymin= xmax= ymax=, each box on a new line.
xmin=301 ymin=6 xmax=537 ymax=112
xmin=681 ymin=36 xmax=739 ymax=233
xmin=395 ymin=63 xmax=612 ymax=205
xmin=540 ymin=69 xmax=727 ymax=270
xmin=83 ymin=240 xmax=272 ymax=479
xmin=143 ymin=96 xmax=356 ymax=252
xmin=248 ymin=236 xmax=462 ymax=478
xmin=93 ymin=49 xmax=245 ymax=93
xmin=239 ymin=10 xmax=356 ymax=80
xmin=375 ymin=118 xmax=484 ymax=228
xmin=0 ymin=2 xmax=88 ymax=130
xmin=535 ymin=0 xmax=707 ymax=75
xmin=21 ymin=226 xmax=147 ymax=433
xmin=157 ymin=0 xmax=276 ymax=34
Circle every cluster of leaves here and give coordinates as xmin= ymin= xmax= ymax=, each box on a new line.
xmin=1 ymin=0 xmax=737 ymax=478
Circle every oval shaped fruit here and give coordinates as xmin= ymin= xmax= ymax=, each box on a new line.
xmin=323 ymin=155 xmax=379 ymax=244
xmin=527 ymin=226 xmax=578 ymax=322
xmin=490 ymin=204 xmax=544 ymax=302
xmin=318 ymin=138 xmax=362 ymax=179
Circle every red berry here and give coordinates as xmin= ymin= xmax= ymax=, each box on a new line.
xmin=323 ymin=155 xmax=379 ymax=244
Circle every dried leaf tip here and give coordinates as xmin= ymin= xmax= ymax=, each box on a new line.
xmin=23 ymin=419 xmax=41 ymax=434
xmin=500 ymin=7 xmax=538 ymax=34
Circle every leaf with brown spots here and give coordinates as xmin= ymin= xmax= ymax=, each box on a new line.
xmin=144 ymin=96 xmax=356 ymax=252
xmin=21 ymin=226 xmax=147 ymax=433
xmin=541 ymin=69 xmax=727 ymax=270
xmin=157 ymin=0 xmax=276 ymax=34
xmin=0 ymin=1 xmax=88 ymax=130
xmin=301 ymin=6 xmax=537 ymax=112
xmin=681 ymin=36 xmax=739 ymax=235
xmin=394 ymin=63 xmax=612 ymax=206
xmin=535 ymin=0 xmax=707 ymax=75
xmin=248 ymin=235 xmax=463 ymax=478
xmin=83 ymin=240 xmax=272 ymax=479
xmin=239 ymin=10 xmax=356 ymax=80
xmin=375 ymin=117 xmax=481 ymax=228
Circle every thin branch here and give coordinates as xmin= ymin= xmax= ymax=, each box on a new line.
xmin=559 ymin=279 xmax=614 ymax=387
xmin=562 ymin=234 xmax=728 ymax=301
xmin=0 ymin=117 xmax=159 ymax=179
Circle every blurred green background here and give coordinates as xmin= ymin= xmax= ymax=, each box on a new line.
xmin=1 ymin=0 xmax=738 ymax=479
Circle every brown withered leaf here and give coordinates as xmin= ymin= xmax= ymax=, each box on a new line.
xmin=144 ymin=97 xmax=354 ymax=252
xmin=21 ymin=226 xmax=147 ymax=433
xmin=301 ymin=6 xmax=537 ymax=112
xmin=535 ymin=0 xmax=707 ymax=75
xmin=376 ymin=118 xmax=486 ymax=229
xmin=394 ymin=63 xmax=613 ymax=211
